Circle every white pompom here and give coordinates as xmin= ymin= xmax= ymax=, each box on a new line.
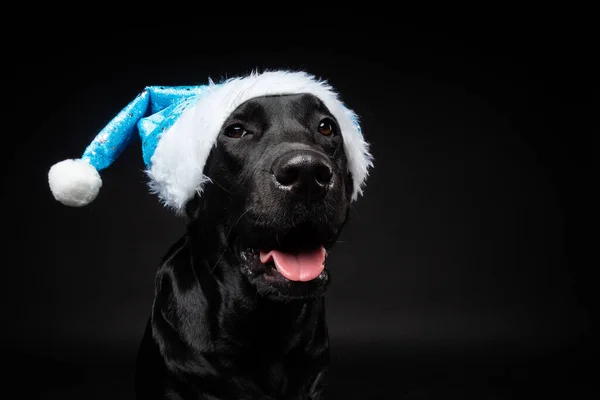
xmin=48 ymin=159 xmax=103 ymax=207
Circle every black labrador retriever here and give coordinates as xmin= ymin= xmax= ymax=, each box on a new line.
xmin=134 ymin=93 xmax=355 ymax=399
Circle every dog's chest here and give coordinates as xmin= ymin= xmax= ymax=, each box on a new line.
xmin=216 ymin=301 xmax=320 ymax=394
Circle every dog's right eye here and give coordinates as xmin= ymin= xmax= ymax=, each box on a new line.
xmin=224 ymin=124 xmax=250 ymax=138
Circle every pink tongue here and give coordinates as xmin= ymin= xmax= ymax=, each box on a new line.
xmin=259 ymin=247 xmax=326 ymax=282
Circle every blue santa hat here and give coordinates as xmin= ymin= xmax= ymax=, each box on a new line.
xmin=48 ymin=70 xmax=373 ymax=215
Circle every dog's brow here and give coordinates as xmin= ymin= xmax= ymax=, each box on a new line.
xmin=228 ymin=103 xmax=266 ymax=123
xmin=304 ymin=93 xmax=324 ymax=109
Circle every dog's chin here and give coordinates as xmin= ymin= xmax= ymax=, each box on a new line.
xmin=239 ymin=247 xmax=330 ymax=302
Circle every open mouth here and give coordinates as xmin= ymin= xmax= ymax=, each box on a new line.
xmin=259 ymin=247 xmax=327 ymax=282
xmin=237 ymin=221 xmax=338 ymax=297
xmin=241 ymin=244 xmax=330 ymax=288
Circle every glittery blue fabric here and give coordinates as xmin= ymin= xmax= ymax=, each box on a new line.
xmin=81 ymin=86 xmax=210 ymax=170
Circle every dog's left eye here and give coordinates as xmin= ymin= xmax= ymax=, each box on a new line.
xmin=318 ymin=119 xmax=336 ymax=136
xmin=224 ymin=124 xmax=250 ymax=138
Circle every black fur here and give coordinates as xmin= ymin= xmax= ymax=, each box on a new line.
xmin=135 ymin=93 xmax=354 ymax=399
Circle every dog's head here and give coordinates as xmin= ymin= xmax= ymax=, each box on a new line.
xmin=187 ymin=93 xmax=353 ymax=301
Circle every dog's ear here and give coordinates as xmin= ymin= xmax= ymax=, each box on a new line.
xmin=184 ymin=149 xmax=219 ymax=220
xmin=184 ymin=193 xmax=203 ymax=220
xmin=346 ymin=172 xmax=355 ymax=201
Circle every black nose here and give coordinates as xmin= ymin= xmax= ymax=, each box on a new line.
xmin=272 ymin=151 xmax=334 ymax=199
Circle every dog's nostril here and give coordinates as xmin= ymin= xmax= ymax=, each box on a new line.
xmin=275 ymin=164 xmax=300 ymax=186
xmin=315 ymin=164 xmax=333 ymax=185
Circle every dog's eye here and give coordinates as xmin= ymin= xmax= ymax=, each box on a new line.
xmin=318 ymin=119 xmax=335 ymax=136
xmin=224 ymin=124 xmax=249 ymax=138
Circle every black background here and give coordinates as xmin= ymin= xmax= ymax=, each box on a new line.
xmin=2 ymin=18 xmax=594 ymax=399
